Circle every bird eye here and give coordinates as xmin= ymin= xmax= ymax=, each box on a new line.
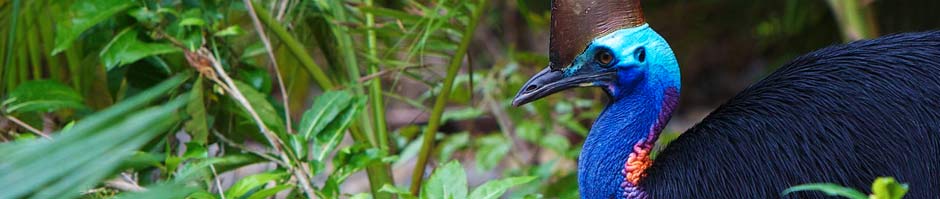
xmin=635 ymin=47 xmax=646 ymax=63
xmin=596 ymin=51 xmax=614 ymax=66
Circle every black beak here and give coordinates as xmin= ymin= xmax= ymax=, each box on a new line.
xmin=512 ymin=67 xmax=614 ymax=106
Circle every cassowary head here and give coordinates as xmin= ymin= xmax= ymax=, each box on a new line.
xmin=513 ymin=0 xmax=679 ymax=106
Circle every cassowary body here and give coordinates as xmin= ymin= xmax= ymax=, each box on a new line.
xmin=645 ymin=31 xmax=940 ymax=198
xmin=511 ymin=0 xmax=940 ymax=198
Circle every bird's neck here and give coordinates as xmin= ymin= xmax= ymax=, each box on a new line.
xmin=578 ymin=82 xmax=679 ymax=199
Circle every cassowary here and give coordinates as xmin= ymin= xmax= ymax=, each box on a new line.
xmin=511 ymin=0 xmax=940 ymax=198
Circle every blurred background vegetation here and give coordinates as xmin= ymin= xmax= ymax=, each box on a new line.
xmin=0 ymin=0 xmax=938 ymax=198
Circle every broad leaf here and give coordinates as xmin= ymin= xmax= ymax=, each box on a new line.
xmin=313 ymin=97 xmax=366 ymax=162
xmin=231 ymin=80 xmax=286 ymax=136
xmin=3 ymin=80 xmax=85 ymax=113
xmin=225 ymin=171 xmax=288 ymax=198
xmin=246 ymin=184 xmax=293 ymax=199
xmin=468 ymin=176 xmax=537 ymax=199
xmin=184 ymin=77 xmax=209 ymax=144
xmin=52 ymin=0 xmax=135 ymax=54
xmin=298 ymin=91 xmax=354 ymax=140
xmin=871 ymin=177 xmax=908 ymax=199
xmin=100 ymin=29 xmax=181 ymax=70
xmin=421 ymin=161 xmax=468 ymax=199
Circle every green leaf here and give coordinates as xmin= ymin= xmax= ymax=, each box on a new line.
xmin=782 ymin=183 xmax=868 ymax=199
xmin=246 ymin=184 xmax=293 ymax=199
xmin=214 ymin=26 xmax=244 ymax=37
xmin=184 ymin=77 xmax=209 ymax=144
xmin=100 ymin=29 xmax=181 ymax=70
xmin=0 ymin=75 xmax=188 ymax=199
xmin=225 ymin=171 xmax=288 ymax=198
xmin=313 ymin=97 xmax=365 ymax=162
xmin=475 ymin=134 xmax=511 ymax=170
xmin=3 ymin=80 xmax=85 ymax=113
xmin=128 ymin=7 xmax=161 ymax=25
xmin=52 ymin=0 xmax=135 ymax=54
xmin=379 ymin=184 xmax=418 ymax=199
xmin=114 ymin=183 xmax=199 ymax=199
xmin=231 ymin=80 xmax=286 ymax=136
xmin=468 ymin=176 xmax=537 ymax=199
xmin=298 ymin=91 xmax=354 ymax=140
xmin=421 ymin=161 xmax=468 ymax=199
xmin=871 ymin=177 xmax=908 ymax=199
xmin=179 ymin=18 xmax=206 ymax=27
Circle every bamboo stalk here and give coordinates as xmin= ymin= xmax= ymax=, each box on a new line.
xmin=825 ymin=0 xmax=879 ymax=41
xmin=252 ymin=2 xmax=335 ymax=90
xmin=252 ymin=2 xmax=395 ymax=197
xmin=410 ymin=0 xmax=488 ymax=194
xmin=3 ymin=0 xmax=22 ymax=94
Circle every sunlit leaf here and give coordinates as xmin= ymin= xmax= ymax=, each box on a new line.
xmin=3 ymin=80 xmax=85 ymax=113
xmin=100 ymin=29 xmax=181 ymax=70
xmin=225 ymin=171 xmax=288 ymax=198
xmin=468 ymin=176 xmax=537 ymax=199
xmin=179 ymin=18 xmax=206 ymax=27
xmin=246 ymin=184 xmax=293 ymax=199
xmin=214 ymin=26 xmax=244 ymax=37
xmin=421 ymin=161 xmax=467 ymax=199
xmin=871 ymin=177 xmax=908 ymax=199
xmin=52 ymin=0 xmax=135 ymax=54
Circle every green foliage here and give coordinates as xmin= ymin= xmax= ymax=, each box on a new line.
xmin=783 ymin=177 xmax=909 ymax=199
xmin=0 ymin=76 xmax=186 ymax=199
xmin=224 ymin=171 xmax=288 ymax=198
xmin=2 ymin=80 xmax=85 ymax=113
xmin=100 ymin=29 xmax=181 ymax=70
xmin=1 ymin=0 xmax=857 ymax=198
xmin=51 ymin=0 xmax=134 ymax=54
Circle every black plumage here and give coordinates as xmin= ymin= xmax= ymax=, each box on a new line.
xmin=643 ymin=31 xmax=940 ymax=198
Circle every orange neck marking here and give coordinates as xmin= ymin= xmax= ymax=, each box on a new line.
xmin=623 ymin=140 xmax=654 ymax=185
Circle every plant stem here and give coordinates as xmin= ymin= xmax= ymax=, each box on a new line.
xmin=253 ymin=2 xmax=396 ymax=197
xmin=244 ymin=0 xmax=293 ymax=133
xmin=826 ymin=0 xmax=878 ymax=41
xmin=2 ymin=0 xmax=22 ymax=94
xmin=361 ymin=1 xmax=398 ymax=198
xmin=201 ymin=47 xmax=317 ymax=199
xmin=364 ymin=0 xmax=391 ymax=155
xmin=252 ymin=1 xmax=335 ymax=90
xmin=409 ymin=0 xmax=488 ymax=194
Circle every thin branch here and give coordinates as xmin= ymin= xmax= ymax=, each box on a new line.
xmin=4 ymin=115 xmax=50 ymax=139
xmin=212 ymin=130 xmax=285 ymax=166
xmin=275 ymin=0 xmax=290 ymax=22
xmin=209 ymin=164 xmax=227 ymax=199
xmin=198 ymin=47 xmax=317 ymax=199
xmin=410 ymin=0 xmax=488 ymax=194
xmin=244 ymin=0 xmax=293 ymax=134
xmin=357 ymin=64 xmax=429 ymax=83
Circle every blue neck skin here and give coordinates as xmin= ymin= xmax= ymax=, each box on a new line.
xmin=573 ymin=26 xmax=680 ymax=199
